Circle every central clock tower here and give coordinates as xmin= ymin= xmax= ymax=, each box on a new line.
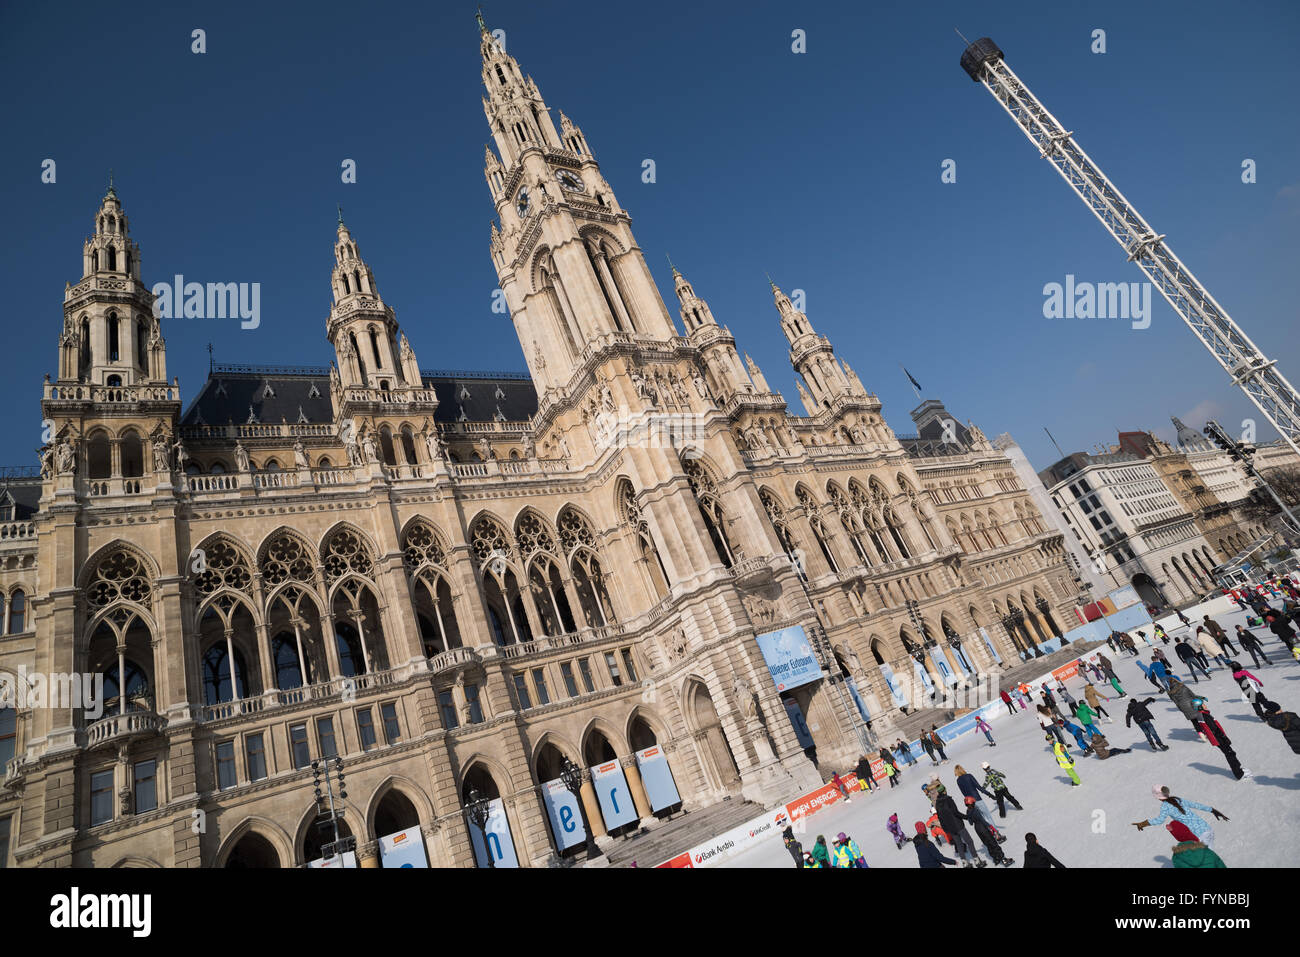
xmin=479 ymin=15 xmax=678 ymax=396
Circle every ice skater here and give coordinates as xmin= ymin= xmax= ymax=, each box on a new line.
xmin=962 ymin=796 xmax=1015 ymax=866
xmin=1196 ymin=626 xmax=1229 ymax=670
xmin=1230 ymin=662 xmax=1278 ymax=720
xmin=830 ymin=770 xmax=852 ymax=803
xmin=974 ymin=714 xmax=995 ymax=746
xmin=1023 ymin=832 xmax=1066 ymax=868
xmin=1000 ymin=689 xmax=1016 ymax=716
xmin=1057 ymin=716 xmax=1093 ymax=754
xmin=1124 ymin=695 xmax=1169 ymax=751
xmin=1234 ymin=625 xmax=1273 ymax=668
xmin=1089 ymin=732 xmax=1131 ymax=759
xmin=1174 ymin=638 xmax=1210 ymax=682
xmin=887 ymin=813 xmax=908 ymax=849
xmin=1262 ymin=701 xmax=1300 ymax=754
xmin=1097 ymin=653 xmax=1126 ymax=696
xmin=1037 ymin=705 xmax=1068 ymax=749
xmin=782 ymin=826 xmax=804 ymax=867
xmin=1132 ymin=785 xmax=1228 ymax=848
xmin=854 ymin=754 xmax=877 ymax=792
xmin=954 ymin=763 xmax=997 ymax=828
xmin=934 ymin=787 xmax=984 ymax=867
xmin=1050 ymin=733 xmax=1080 ymax=786
xmin=1192 ymin=697 xmax=1250 ymax=780
xmin=1073 ymin=699 xmax=1104 ymax=740
xmin=912 ymin=829 xmax=956 ymax=869
xmin=1203 ymin=616 xmax=1236 ymax=655
xmin=980 ymin=761 xmax=1023 ymax=817
xmin=927 ymin=726 xmax=949 ymax=763
xmin=1168 ymin=821 xmax=1227 ymax=868
xmin=1083 ymin=681 xmax=1112 ymax=722
xmin=895 ymin=738 xmax=917 ymax=766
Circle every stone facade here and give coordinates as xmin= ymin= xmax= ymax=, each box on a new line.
xmin=0 ymin=21 xmax=1076 ymax=869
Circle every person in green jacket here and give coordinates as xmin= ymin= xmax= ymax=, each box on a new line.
xmin=1168 ymin=821 xmax=1226 ymax=868
xmin=1073 ymin=700 xmax=1103 ymax=740
xmin=810 ymin=834 xmax=832 ymax=868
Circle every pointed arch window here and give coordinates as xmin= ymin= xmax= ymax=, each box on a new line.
xmin=683 ymin=459 xmax=735 ymax=568
xmin=369 ymin=328 xmax=383 ymax=368
xmin=620 ymin=481 xmax=670 ymax=600
xmin=136 ymin=318 xmax=147 ymax=368
xmin=107 ymin=313 xmax=120 ymax=362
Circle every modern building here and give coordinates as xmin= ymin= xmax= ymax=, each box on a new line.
xmin=0 ymin=19 xmax=1075 ymax=869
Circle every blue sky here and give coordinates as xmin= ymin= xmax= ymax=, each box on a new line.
xmin=3 ymin=0 xmax=1297 ymax=472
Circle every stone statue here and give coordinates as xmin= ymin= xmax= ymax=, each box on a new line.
xmin=692 ymin=372 xmax=710 ymax=400
xmin=477 ymin=436 xmax=494 ymax=462
xmin=424 ymin=428 xmax=444 ymax=463
xmin=172 ymin=439 xmax=189 ymax=472
xmin=151 ymin=432 xmax=171 ymax=471
xmin=38 ymin=445 xmax=54 ymax=479
xmin=600 ymin=379 xmax=615 ymax=414
xmin=293 ymin=440 xmax=310 ymax=469
xmin=234 ymin=441 xmax=250 ymax=472
xmin=360 ymin=428 xmax=378 ymax=464
xmin=521 ymin=433 xmax=535 ymax=459
xmin=55 ymin=437 xmax=77 ymax=475
xmin=731 ymin=675 xmax=758 ymax=721
xmin=787 ymin=426 xmax=802 ymax=448
xmin=557 ymin=435 xmax=571 ymax=459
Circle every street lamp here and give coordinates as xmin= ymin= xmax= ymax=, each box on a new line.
xmin=465 ymin=787 xmax=495 ymax=869
xmin=558 ymin=758 xmax=603 ymax=860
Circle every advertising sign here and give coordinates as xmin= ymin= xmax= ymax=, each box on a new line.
xmin=845 ymin=677 xmax=871 ymax=722
xmin=754 ymin=625 xmax=823 ymax=692
xmin=468 ymin=797 xmax=520 ymax=868
xmin=541 ymin=778 xmax=587 ymax=851
xmin=379 ymin=827 xmax=429 ymax=868
xmin=978 ymin=627 xmax=1002 ymax=664
xmin=635 ymin=746 xmax=681 ymax=813
xmin=878 ymin=662 xmax=907 ymax=707
xmin=590 ymin=760 xmax=637 ymax=830
xmin=308 ymin=851 xmax=357 ymax=869
xmin=783 ymin=698 xmax=815 ymax=749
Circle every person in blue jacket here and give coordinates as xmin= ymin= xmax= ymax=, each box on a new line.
xmin=912 ymin=829 xmax=956 ymax=869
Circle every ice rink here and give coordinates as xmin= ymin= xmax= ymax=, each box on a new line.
xmin=720 ymin=603 xmax=1300 ymax=868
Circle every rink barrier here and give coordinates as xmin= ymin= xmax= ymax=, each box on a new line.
xmin=657 ymin=585 xmax=1297 ymax=868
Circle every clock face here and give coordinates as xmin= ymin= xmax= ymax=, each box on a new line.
xmin=515 ymin=187 xmax=530 ymax=217
xmin=556 ymin=169 xmax=585 ymax=192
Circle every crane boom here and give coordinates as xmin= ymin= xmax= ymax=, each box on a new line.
xmin=960 ymin=37 xmax=1300 ymax=458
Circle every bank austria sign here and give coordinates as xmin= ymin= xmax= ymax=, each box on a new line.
xmin=754 ymin=625 xmax=823 ymax=692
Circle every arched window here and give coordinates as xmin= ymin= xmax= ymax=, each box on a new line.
xmin=106 ymin=374 xmax=122 ymax=387
xmin=8 ymin=590 xmax=25 ymax=633
xmin=136 ymin=318 xmax=147 ymax=368
xmin=0 ymin=706 xmax=15 ymax=767
xmin=79 ymin=318 xmax=91 ymax=378
xmin=202 ymin=643 xmax=247 ymax=705
xmin=369 ymin=328 xmax=383 ymax=368
xmin=107 ymin=247 xmax=117 ymax=271
xmin=120 ymin=431 xmax=144 ymax=477
xmin=682 ymin=458 xmax=734 ymax=568
xmin=103 ymin=659 xmax=149 ymax=712
xmin=379 ymin=426 xmax=397 ymax=466
xmin=107 ymin=313 xmax=120 ymax=362
xmin=619 ymin=480 xmax=669 ymax=600
xmin=86 ymin=431 xmax=111 ymax=480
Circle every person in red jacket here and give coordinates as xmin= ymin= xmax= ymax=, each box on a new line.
xmin=1193 ymin=698 xmax=1251 ymax=781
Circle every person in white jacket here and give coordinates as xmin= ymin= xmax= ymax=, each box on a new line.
xmin=1196 ymin=626 xmax=1229 ymax=670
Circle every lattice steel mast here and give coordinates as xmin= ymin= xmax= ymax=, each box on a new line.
xmin=959 ymin=37 xmax=1300 ymax=457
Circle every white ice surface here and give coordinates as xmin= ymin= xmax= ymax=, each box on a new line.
xmin=720 ymin=603 xmax=1300 ymax=868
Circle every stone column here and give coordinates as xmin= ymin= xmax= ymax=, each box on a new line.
xmin=620 ymin=755 xmax=654 ymax=825
xmin=357 ymin=840 xmax=380 ymax=868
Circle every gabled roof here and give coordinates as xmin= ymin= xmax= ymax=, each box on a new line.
xmin=179 ymin=364 xmax=538 ymax=426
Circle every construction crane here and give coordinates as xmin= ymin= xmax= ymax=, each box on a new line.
xmin=958 ymin=36 xmax=1300 ymax=459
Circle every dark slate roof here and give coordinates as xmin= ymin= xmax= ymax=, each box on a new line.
xmin=180 ymin=364 xmax=537 ymax=426
xmin=0 ymin=471 xmax=42 ymax=519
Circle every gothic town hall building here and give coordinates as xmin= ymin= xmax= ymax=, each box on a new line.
xmin=0 ymin=21 xmax=1077 ymax=868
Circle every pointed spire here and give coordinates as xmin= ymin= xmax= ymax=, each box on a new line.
xmin=337 ymin=203 xmax=346 ymax=226
xmin=767 ymin=272 xmax=778 ymax=292
xmin=476 ymin=6 xmax=488 ymax=34
xmin=106 ymin=168 xmax=117 ymax=199
xmin=666 ymin=252 xmax=680 ymax=277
